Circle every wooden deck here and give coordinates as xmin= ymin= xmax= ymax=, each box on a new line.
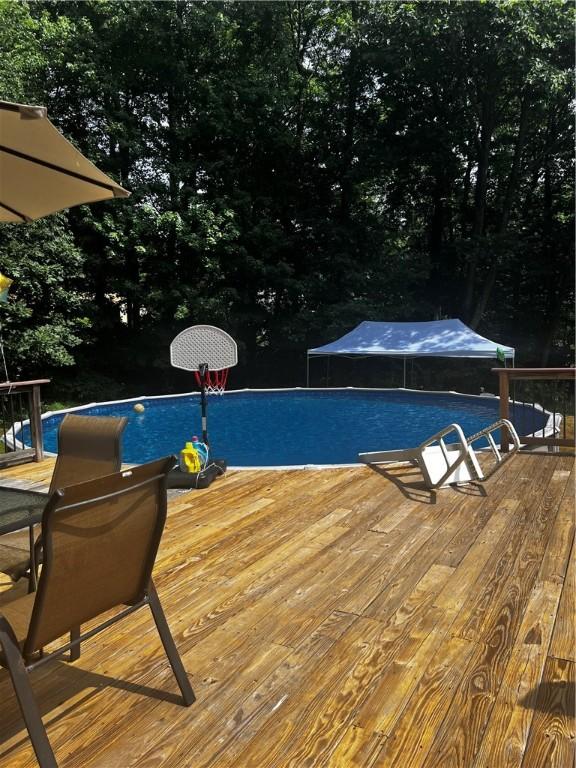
xmin=0 ymin=452 xmax=574 ymax=767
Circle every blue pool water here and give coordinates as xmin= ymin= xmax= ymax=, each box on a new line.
xmin=24 ymin=389 xmax=547 ymax=467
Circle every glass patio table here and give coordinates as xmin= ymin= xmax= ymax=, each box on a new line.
xmin=0 ymin=487 xmax=48 ymax=587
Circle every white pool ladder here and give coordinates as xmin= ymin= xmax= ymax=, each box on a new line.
xmin=358 ymin=419 xmax=521 ymax=489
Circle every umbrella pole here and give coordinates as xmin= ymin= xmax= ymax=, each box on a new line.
xmin=0 ymin=322 xmax=9 ymax=382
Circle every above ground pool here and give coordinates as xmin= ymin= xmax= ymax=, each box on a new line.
xmin=23 ymin=388 xmax=549 ymax=468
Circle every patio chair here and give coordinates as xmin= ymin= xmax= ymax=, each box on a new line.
xmin=0 ymin=456 xmax=195 ymax=768
xmin=0 ymin=413 xmax=128 ymax=583
xmin=47 ymin=413 xmax=128 ymax=494
xmin=358 ymin=419 xmax=521 ymax=489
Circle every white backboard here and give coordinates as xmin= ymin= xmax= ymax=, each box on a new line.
xmin=170 ymin=325 xmax=238 ymax=372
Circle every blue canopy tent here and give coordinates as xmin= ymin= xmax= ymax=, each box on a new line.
xmin=306 ymin=319 xmax=515 ymax=387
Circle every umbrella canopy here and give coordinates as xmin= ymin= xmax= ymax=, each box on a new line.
xmin=0 ymin=100 xmax=129 ymax=222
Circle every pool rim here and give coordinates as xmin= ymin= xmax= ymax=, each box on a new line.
xmin=8 ymin=387 xmax=558 ymax=470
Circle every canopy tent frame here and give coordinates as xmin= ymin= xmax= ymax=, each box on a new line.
xmin=307 ymin=354 xmax=420 ymax=388
xmin=306 ymin=320 xmax=515 ymax=387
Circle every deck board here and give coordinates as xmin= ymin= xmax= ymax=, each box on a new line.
xmin=549 ymin=535 xmax=575 ymax=664
xmin=0 ymin=452 xmax=574 ymax=767
xmin=520 ymin=657 xmax=575 ymax=768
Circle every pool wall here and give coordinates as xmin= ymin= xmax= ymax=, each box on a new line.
xmin=7 ymin=387 xmax=558 ymax=469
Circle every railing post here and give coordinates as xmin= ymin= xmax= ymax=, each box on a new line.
xmin=492 ymin=368 xmax=575 ymax=452
xmin=0 ymin=379 xmax=49 ymax=467
xmin=29 ymin=384 xmax=44 ymax=462
xmin=498 ymin=370 xmax=510 ymax=453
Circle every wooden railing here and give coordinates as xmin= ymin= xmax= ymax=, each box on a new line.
xmin=493 ymin=368 xmax=575 ymax=452
xmin=0 ymin=379 xmax=50 ymax=468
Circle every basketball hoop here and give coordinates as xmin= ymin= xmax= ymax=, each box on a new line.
xmin=170 ymin=325 xmax=238 ymax=444
xmin=193 ymin=367 xmax=229 ymax=395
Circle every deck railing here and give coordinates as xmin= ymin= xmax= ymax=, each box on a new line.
xmin=0 ymin=379 xmax=49 ymax=468
xmin=493 ymin=368 xmax=575 ymax=452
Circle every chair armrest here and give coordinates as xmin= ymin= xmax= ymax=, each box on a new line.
xmin=0 ymin=613 xmax=21 ymax=652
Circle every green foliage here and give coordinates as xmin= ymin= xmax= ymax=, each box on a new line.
xmin=0 ymin=0 xmax=573 ymax=397
xmin=44 ymin=400 xmax=78 ymax=412
xmin=0 ymin=216 xmax=87 ymax=376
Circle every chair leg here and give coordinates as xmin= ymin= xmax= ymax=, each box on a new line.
xmin=24 ymin=531 xmax=44 ymax=594
xmin=147 ymin=581 xmax=195 ymax=706
xmin=0 ymin=618 xmax=57 ymax=768
xmin=27 ymin=525 xmax=36 ymax=594
xmin=69 ymin=626 xmax=81 ymax=662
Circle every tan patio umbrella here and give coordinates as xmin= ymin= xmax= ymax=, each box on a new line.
xmin=0 ymin=99 xmax=129 ymax=222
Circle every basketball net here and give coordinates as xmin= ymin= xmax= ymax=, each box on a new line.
xmin=194 ymin=367 xmax=229 ymax=395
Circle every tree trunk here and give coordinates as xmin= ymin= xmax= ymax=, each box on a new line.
xmin=472 ymin=94 xmax=495 ymax=238
xmin=497 ymin=92 xmax=530 ymax=235
xmin=470 ymin=93 xmax=530 ymax=328
xmin=540 ymin=280 xmax=564 ymax=366
xmin=429 ymin=176 xmax=445 ymax=256
xmin=463 ymin=90 xmax=496 ymax=319
xmin=166 ymin=2 xmax=185 ymax=280
xmin=429 ymin=171 xmax=450 ymax=297
xmin=539 ymin=148 xmax=555 ymax=365
xmin=289 ymin=3 xmax=314 ymax=149
xmin=339 ymin=2 xmax=360 ymax=221
xmin=460 ymin=158 xmax=473 ymax=237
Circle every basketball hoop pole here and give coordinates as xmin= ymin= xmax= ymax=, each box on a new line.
xmin=170 ymin=325 xmax=237 ymax=450
xmin=199 ymin=363 xmax=209 ymax=444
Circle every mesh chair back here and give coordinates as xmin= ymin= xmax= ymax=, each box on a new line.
xmin=49 ymin=414 xmax=128 ymax=494
xmin=24 ymin=456 xmax=174 ymax=657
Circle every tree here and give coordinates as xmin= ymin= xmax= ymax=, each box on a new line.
xmin=0 ymin=0 xmax=573 ymax=398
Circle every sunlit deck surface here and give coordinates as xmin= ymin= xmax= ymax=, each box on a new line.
xmin=0 ymin=452 xmax=574 ymax=767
